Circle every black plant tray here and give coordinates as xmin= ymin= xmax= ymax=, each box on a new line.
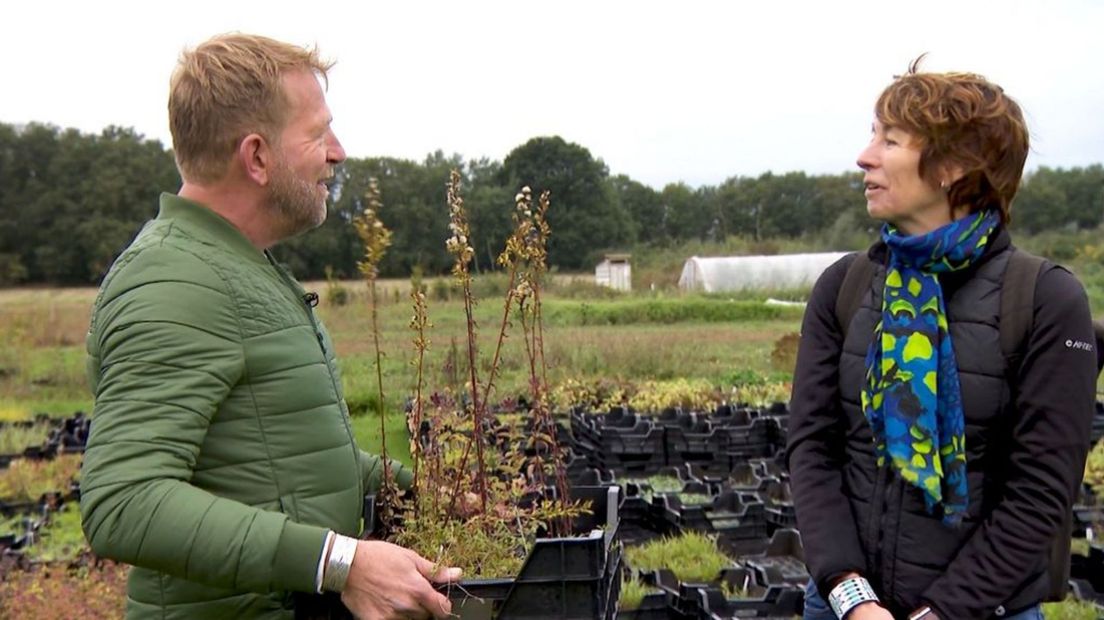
xmin=643 ymin=566 xmax=802 ymax=620
xmin=615 ymin=591 xmax=673 ymax=620
xmin=441 ymin=485 xmax=624 ymax=619
xmin=757 ymin=481 xmax=795 ymax=533
xmin=654 ymin=490 xmax=769 ymax=544
xmin=1069 ymin=543 xmax=1104 ymax=604
xmin=739 ymin=529 xmax=808 ymax=588
xmin=698 ymin=567 xmax=805 ymax=619
xmin=665 ymin=416 xmax=729 ymax=469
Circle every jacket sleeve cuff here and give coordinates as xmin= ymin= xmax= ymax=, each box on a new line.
xmin=273 ymin=520 xmax=330 ymax=593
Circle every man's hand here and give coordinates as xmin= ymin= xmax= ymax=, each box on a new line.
xmin=848 ymin=602 xmax=895 ymax=619
xmin=339 ymin=540 xmax=461 ymax=620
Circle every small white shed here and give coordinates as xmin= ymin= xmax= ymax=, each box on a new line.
xmin=678 ymin=252 xmax=848 ymax=292
xmin=595 ymin=253 xmax=632 ymax=292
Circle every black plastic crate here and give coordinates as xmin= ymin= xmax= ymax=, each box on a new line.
xmin=652 ymin=490 xmax=769 ymax=546
xmin=665 ymin=416 xmax=729 ymax=469
xmin=441 ymin=485 xmax=624 ymax=619
xmin=615 ymin=591 xmax=672 ymax=620
xmin=698 ymin=567 xmax=805 ymax=619
xmin=758 ymin=481 xmax=795 ymax=533
xmin=1070 ymin=543 xmax=1104 ymax=604
xmin=740 ymin=529 xmax=808 ymax=588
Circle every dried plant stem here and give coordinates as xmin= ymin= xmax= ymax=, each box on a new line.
xmin=480 ymin=264 xmax=520 ymax=413
xmin=409 ymin=290 xmax=430 ymax=511
xmin=444 ymin=170 xmax=488 ymax=518
xmin=459 ymin=280 xmax=488 ymax=514
xmin=353 ymin=178 xmax=398 ymax=529
xmin=369 ymin=280 xmax=391 ymax=485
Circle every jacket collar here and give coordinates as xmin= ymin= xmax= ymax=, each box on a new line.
xmin=157 ymin=193 xmax=269 ymax=265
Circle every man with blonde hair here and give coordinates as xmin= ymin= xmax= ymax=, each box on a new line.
xmin=81 ymin=33 xmax=459 ymax=619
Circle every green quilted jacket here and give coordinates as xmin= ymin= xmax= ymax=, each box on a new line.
xmin=81 ymin=193 xmax=411 ymax=619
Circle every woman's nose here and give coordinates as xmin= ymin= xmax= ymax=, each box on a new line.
xmin=856 ymin=142 xmax=877 ymax=171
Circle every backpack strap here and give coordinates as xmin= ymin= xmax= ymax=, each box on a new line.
xmin=999 ymin=248 xmax=1046 ymax=365
xmin=999 ymin=248 xmax=1076 ymax=602
xmin=835 ymin=252 xmax=876 ymax=340
xmin=1094 ymin=320 xmax=1104 ymax=374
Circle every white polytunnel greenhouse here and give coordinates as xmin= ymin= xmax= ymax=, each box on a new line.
xmin=677 ymin=252 xmax=850 ymax=292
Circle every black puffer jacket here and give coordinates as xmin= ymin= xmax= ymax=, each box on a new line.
xmin=786 ymin=228 xmax=1097 ymax=619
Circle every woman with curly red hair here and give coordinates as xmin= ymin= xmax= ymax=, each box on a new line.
xmin=787 ymin=59 xmax=1098 ymax=620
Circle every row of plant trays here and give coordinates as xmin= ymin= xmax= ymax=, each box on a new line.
xmin=0 ymin=412 xmax=90 ymax=468
xmin=0 ymin=493 xmax=85 ymax=579
xmin=622 ymin=529 xmax=807 ymax=620
xmin=0 ymin=481 xmax=81 ymax=515
xmin=0 ymin=510 xmax=48 ymax=556
xmin=1069 ymin=542 xmax=1104 ymax=605
xmin=569 ymin=405 xmax=788 ymax=475
xmin=613 ymin=463 xmax=793 ymax=552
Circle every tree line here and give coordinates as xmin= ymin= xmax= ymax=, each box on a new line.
xmin=1 ymin=122 xmax=1101 ymax=285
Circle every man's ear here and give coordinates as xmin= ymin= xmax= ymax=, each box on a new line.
xmin=239 ymin=133 xmax=274 ymax=186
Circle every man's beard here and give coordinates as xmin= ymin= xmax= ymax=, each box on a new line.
xmin=267 ymin=158 xmax=328 ymax=240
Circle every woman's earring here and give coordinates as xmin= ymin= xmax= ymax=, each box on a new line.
xmin=940 ymin=180 xmax=949 ymax=192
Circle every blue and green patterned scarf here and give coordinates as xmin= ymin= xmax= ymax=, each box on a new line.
xmin=861 ymin=209 xmax=1000 ymax=524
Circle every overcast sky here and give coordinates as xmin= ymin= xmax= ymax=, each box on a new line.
xmin=2 ymin=0 xmax=1101 ymax=189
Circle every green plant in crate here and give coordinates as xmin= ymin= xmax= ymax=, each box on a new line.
xmin=0 ymin=420 xmax=51 ymax=454
xmin=549 ymin=377 xmax=631 ymax=412
xmin=1041 ymin=597 xmax=1102 ymax=620
xmin=0 ymin=512 xmax=32 ymax=537
xmin=28 ymin=502 xmax=85 ymax=562
xmin=729 ymin=381 xmax=792 ymax=406
xmin=1084 ymin=439 xmax=1104 ymax=498
xmin=0 ymin=453 xmax=81 ymax=503
xmin=618 ymin=578 xmax=659 ymax=611
xmin=621 ymin=475 xmax=683 ymax=502
xmin=625 ymin=531 xmax=732 ymax=584
xmin=627 ymin=378 xmax=718 ymax=412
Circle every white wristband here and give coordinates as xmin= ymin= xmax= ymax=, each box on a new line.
xmin=828 ymin=576 xmax=879 ymax=619
xmin=321 ymin=534 xmax=359 ymax=593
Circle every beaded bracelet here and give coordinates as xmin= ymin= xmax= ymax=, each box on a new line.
xmin=321 ymin=534 xmax=359 ymax=593
xmin=828 ymin=576 xmax=880 ymax=619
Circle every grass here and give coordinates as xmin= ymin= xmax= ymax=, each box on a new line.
xmin=624 ymin=531 xmax=733 ymax=584
xmin=0 ymin=454 xmax=81 ymax=503
xmin=618 ymin=578 xmax=660 ymax=611
xmin=543 ymin=297 xmax=804 ymax=326
xmin=1084 ymin=440 xmax=1104 ymax=498
xmin=0 ymin=512 xmax=35 ymax=537
xmin=1043 ymin=597 xmax=1103 ymax=620
xmin=0 ymin=420 xmax=52 ymax=454
xmin=28 ymin=502 xmax=85 ymax=562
